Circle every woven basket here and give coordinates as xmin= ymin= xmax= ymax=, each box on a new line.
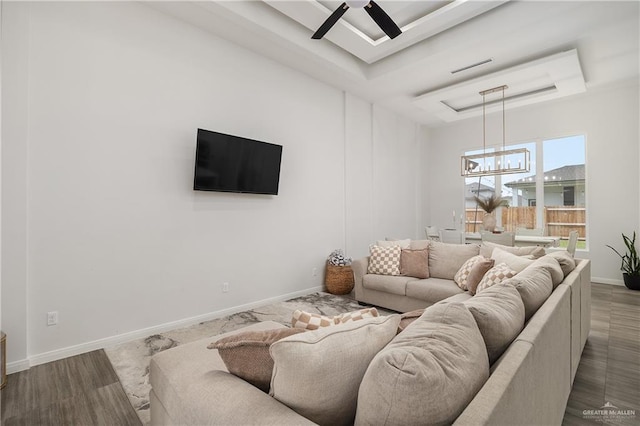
xmin=325 ymin=262 xmax=355 ymax=295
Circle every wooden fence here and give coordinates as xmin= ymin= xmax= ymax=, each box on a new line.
xmin=465 ymin=206 xmax=586 ymax=239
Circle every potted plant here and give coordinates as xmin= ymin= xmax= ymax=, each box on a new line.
xmin=474 ymin=192 xmax=509 ymax=232
xmin=606 ymin=231 xmax=640 ymax=290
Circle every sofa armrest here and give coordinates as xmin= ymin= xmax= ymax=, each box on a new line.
xmin=352 ymin=257 xmax=370 ymax=301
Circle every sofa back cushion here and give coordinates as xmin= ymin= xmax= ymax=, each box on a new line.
xmin=548 ymin=250 xmax=577 ymax=276
xmin=480 ymin=241 xmax=546 ymax=258
xmin=530 ymin=255 xmax=564 ymax=288
xmin=428 ymin=241 xmax=480 ymax=280
xmin=355 ymin=303 xmax=489 ymax=426
xmin=269 ymin=314 xmax=400 ymax=426
xmin=491 ymin=247 xmax=534 ymax=273
xmin=463 ymin=283 xmax=525 ymax=364
xmin=503 ymin=266 xmax=553 ymax=321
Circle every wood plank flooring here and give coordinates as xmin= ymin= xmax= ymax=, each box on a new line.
xmin=0 ymin=282 xmax=638 ymax=425
xmin=0 ymin=349 xmax=140 ymax=425
xmin=563 ymin=282 xmax=640 ymax=425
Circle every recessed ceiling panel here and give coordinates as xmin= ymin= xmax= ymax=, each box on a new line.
xmin=412 ymin=49 xmax=586 ymax=123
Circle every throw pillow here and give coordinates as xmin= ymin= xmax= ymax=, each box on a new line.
xmin=454 ymin=255 xmax=486 ymax=290
xmin=463 ymin=283 xmax=525 ymax=364
xmin=269 ymin=315 xmax=401 ymax=426
xmin=409 ymin=239 xmax=430 ymax=250
xmin=367 ymin=245 xmax=402 ymax=275
xmin=291 ymin=308 xmax=379 ymax=330
xmin=476 ymin=262 xmax=517 ymax=294
xmin=397 ymin=308 xmax=425 ymax=333
xmin=491 ymin=247 xmax=535 ymax=273
xmin=480 ymin=241 xmax=546 ymax=258
xmin=208 ymin=327 xmax=306 ymax=392
xmin=356 ymin=303 xmax=489 ymax=426
xmin=530 ymin=255 xmax=564 ymax=288
xmin=467 ymin=258 xmax=496 ymax=295
xmin=428 ymin=241 xmax=481 ymax=280
xmin=400 ymin=248 xmax=429 ymax=279
xmin=548 ymin=250 xmax=577 ymax=276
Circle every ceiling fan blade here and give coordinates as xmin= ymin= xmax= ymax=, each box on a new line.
xmin=312 ymin=3 xmax=349 ymax=39
xmin=365 ymin=1 xmax=402 ymax=39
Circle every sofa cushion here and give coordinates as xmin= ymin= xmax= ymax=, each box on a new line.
xmin=491 ymin=247 xmax=535 ymax=273
xmin=548 ymin=250 xmax=577 ymax=276
xmin=377 ymin=238 xmax=411 ymax=249
xmin=367 ymin=245 xmax=401 ymax=276
xmin=410 ymin=239 xmax=430 ymax=250
xmin=405 ymin=277 xmax=465 ymax=303
xmin=480 ymin=241 xmax=546 ymax=258
xmin=463 ymin=283 xmax=525 ymax=364
xmin=428 ymin=241 xmax=480 ymax=280
xmin=503 ymin=266 xmax=553 ymax=321
xmin=208 ymin=328 xmax=306 ymax=392
xmin=476 ymin=263 xmax=517 ymax=294
xmin=269 ymin=315 xmax=401 ymax=426
xmin=454 ymin=255 xmax=493 ymax=290
xmin=362 ymin=274 xmax=412 ymax=296
xmin=400 ymin=248 xmax=429 ymax=279
xmin=355 ymin=303 xmax=489 ymax=426
xmin=291 ymin=308 xmax=379 ymax=330
xmin=530 ymin=255 xmax=564 ymax=288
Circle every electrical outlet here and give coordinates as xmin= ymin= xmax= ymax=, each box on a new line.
xmin=222 ymin=282 xmax=229 ymax=293
xmin=312 ymin=267 xmax=318 ymax=277
xmin=47 ymin=311 xmax=58 ymax=326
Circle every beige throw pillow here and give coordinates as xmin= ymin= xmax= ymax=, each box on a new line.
xmin=356 ymin=303 xmax=489 ymax=426
xmin=480 ymin=241 xmax=546 ymax=258
xmin=208 ymin=328 xmax=306 ymax=392
xmin=400 ymin=249 xmax=429 ymax=279
xmin=476 ymin=263 xmax=517 ymax=294
xmin=367 ymin=245 xmax=402 ymax=275
xmin=428 ymin=241 xmax=480 ymax=280
xmin=269 ymin=315 xmax=401 ymax=426
xmin=491 ymin=247 xmax=535 ymax=273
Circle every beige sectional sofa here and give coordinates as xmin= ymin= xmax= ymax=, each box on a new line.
xmin=149 ymin=240 xmax=591 ymax=425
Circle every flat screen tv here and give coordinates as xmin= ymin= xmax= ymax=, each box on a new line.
xmin=193 ymin=129 xmax=283 ymax=195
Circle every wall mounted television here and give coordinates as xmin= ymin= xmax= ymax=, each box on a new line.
xmin=193 ymin=128 xmax=283 ymax=195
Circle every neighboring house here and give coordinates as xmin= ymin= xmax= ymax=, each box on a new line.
xmin=464 ymin=181 xmax=495 ymax=208
xmin=503 ymin=164 xmax=585 ymax=207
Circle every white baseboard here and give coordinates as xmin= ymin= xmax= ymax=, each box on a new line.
xmin=7 ymin=359 xmax=31 ymax=374
xmin=591 ymin=276 xmax=625 ymax=286
xmin=23 ymin=286 xmax=323 ymax=369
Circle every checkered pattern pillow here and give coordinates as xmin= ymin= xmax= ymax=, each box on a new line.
xmin=291 ymin=308 xmax=380 ymax=330
xmin=454 ymin=255 xmax=485 ymax=290
xmin=367 ymin=245 xmax=402 ymax=276
xmin=336 ymin=308 xmax=379 ymax=324
xmin=476 ymin=262 xmax=517 ymax=294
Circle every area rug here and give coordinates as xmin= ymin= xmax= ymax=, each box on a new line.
xmin=104 ymin=292 xmax=391 ymax=425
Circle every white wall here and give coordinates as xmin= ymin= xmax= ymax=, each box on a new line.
xmin=426 ymin=81 xmax=640 ymax=284
xmin=1 ymin=2 xmax=425 ymax=369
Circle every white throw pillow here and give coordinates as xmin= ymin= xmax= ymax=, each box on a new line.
xmin=269 ymin=315 xmax=401 ymax=426
xmin=378 ymin=238 xmax=411 ymax=249
xmin=491 ymin=247 xmax=534 ymax=273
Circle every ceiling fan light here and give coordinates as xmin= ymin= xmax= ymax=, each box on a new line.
xmin=346 ymin=0 xmax=369 ymax=9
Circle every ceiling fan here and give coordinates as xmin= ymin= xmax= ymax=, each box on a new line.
xmin=311 ymin=0 xmax=402 ymax=40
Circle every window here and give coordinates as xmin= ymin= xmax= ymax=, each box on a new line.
xmin=463 ymin=135 xmax=586 ymax=248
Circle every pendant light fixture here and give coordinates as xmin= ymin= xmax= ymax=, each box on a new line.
xmin=461 ymin=85 xmax=530 ymax=177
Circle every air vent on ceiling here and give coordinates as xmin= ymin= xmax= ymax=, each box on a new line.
xmin=450 ymin=58 xmax=493 ymax=74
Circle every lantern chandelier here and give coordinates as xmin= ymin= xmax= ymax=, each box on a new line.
xmin=461 ymin=85 xmax=530 ymax=177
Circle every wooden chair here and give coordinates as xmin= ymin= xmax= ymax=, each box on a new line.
xmin=481 ymin=231 xmax=516 ymax=246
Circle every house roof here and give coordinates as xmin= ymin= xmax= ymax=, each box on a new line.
xmin=504 ymin=164 xmax=585 ymax=188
